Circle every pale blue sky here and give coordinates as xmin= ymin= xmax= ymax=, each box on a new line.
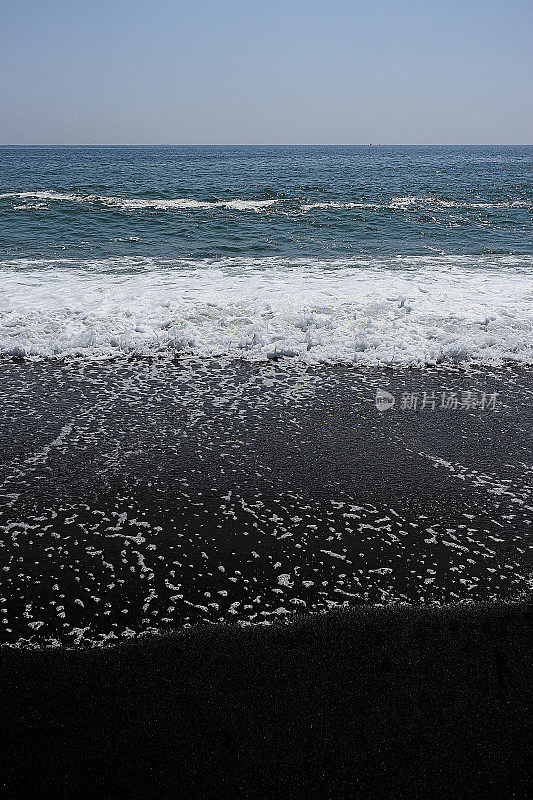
xmin=1 ymin=0 xmax=531 ymax=144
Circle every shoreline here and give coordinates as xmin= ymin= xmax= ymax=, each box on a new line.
xmin=0 ymin=359 xmax=531 ymax=646
xmin=3 ymin=591 xmax=531 ymax=652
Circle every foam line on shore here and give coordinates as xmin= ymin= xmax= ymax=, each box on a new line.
xmin=0 ymin=257 xmax=531 ymax=364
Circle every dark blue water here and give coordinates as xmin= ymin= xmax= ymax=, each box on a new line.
xmin=1 ymin=145 xmax=532 ymax=260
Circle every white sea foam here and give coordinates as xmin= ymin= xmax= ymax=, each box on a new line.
xmin=300 ymin=196 xmax=533 ymax=211
xmin=1 ymin=191 xmax=531 ymax=213
xmin=0 ymin=256 xmax=531 ymax=366
xmin=300 ymin=201 xmax=380 ymax=211
xmin=0 ymin=191 xmax=278 ymax=212
xmin=102 ymin=196 xmax=278 ymax=212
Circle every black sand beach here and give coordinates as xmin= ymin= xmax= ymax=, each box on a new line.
xmin=0 ymin=358 xmax=531 ymax=797
xmin=0 ymin=359 xmax=531 ymax=644
xmin=1 ymin=600 xmax=532 ymax=799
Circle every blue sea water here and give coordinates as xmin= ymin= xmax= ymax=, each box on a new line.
xmin=1 ymin=145 xmax=532 ymax=260
xmin=0 ymin=145 xmax=531 ymax=364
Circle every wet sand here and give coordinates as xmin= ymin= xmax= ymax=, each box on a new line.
xmin=0 ymin=358 xmax=532 ymax=797
xmin=0 ymin=359 xmax=531 ymax=644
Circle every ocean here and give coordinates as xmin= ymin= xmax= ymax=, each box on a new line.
xmin=0 ymin=146 xmax=531 ymax=646
xmin=0 ymin=145 xmax=532 ymax=365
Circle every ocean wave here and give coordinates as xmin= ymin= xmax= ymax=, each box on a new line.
xmin=0 ymin=256 xmax=531 ymax=366
xmin=1 ymin=191 xmax=531 ymax=214
xmin=0 ymin=191 xmax=279 ymax=213
xmin=300 ymin=196 xmax=533 ymax=211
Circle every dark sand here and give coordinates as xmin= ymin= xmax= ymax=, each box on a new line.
xmin=0 ymin=359 xmax=530 ymax=643
xmin=1 ymin=600 xmax=532 ymax=799
xmin=0 ymin=358 xmax=531 ymax=797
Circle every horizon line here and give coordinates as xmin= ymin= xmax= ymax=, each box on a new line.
xmin=1 ymin=143 xmax=532 ymax=148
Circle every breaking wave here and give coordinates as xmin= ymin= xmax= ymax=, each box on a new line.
xmin=0 ymin=256 xmax=531 ymax=366
xmin=1 ymin=191 xmax=532 ymax=214
xmin=0 ymin=191 xmax=279 ymax=213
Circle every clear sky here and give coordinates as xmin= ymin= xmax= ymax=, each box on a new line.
xmin=1 ymin=0 xmax=531 ymax=145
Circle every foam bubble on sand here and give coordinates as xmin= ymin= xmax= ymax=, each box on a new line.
xmin=0 ymin=256 xmax=531 ymax=366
